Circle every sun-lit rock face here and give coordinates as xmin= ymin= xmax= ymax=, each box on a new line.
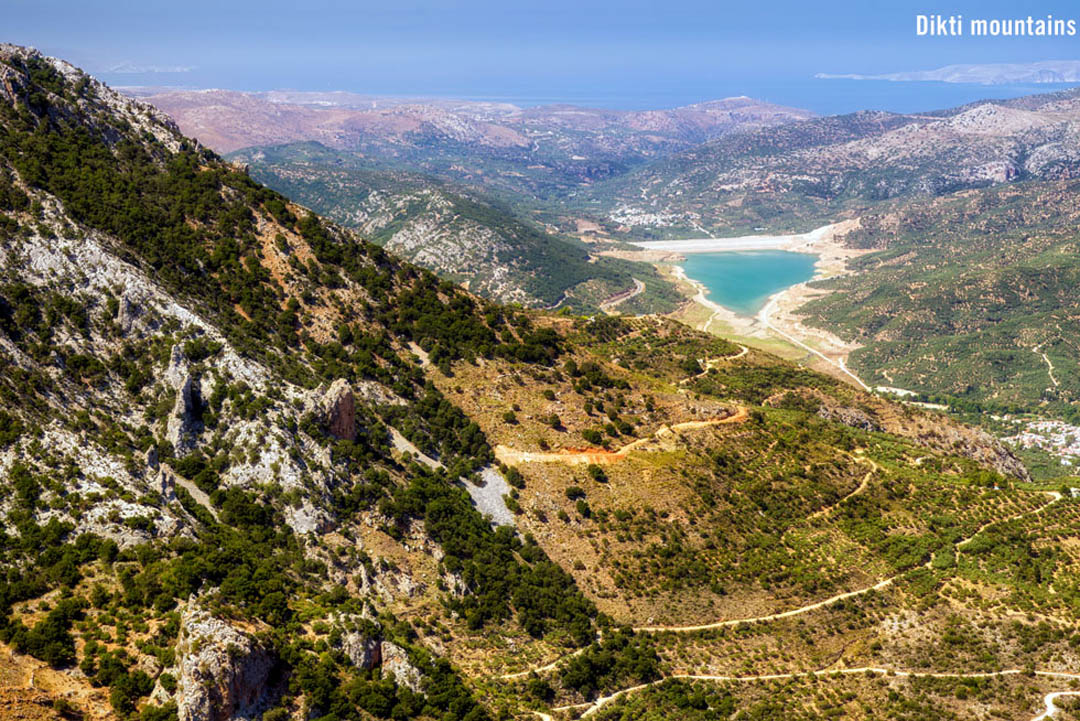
xmin=173 ymin=606 xmax=280 ymax=721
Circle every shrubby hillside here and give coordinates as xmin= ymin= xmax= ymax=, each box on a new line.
xmin=1 ymin=45 xmax=1078 ymax=721
xmin=229 ymin=142 xmax=681 ymax=312
xmin=798 ymin=180 xmax=1080 ymax=415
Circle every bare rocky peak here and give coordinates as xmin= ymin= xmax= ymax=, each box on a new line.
xmin=0 ymin=43 xmax=184 ymax=152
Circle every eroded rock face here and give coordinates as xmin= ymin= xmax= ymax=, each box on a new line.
xmin=167 ymin=376 xmax=202 ymax=453
xmin=175 ymin=605 xmax=279 ymax=721
xmin=331 ymin=617 xmax=422 ymax=690
xmin=323 ymin=378 xmax=356 ymax=441
xmin=932 ymin=424 xmax=1031 ymax=481
xmin=379 ymin=642 xmax=423 ymax=693
xmin=341 ymin=630 xmax=381 ymax=670
xmin=165 ymin=345 xmax=203 ymax=454
xmin=116 ymin=294 xmax=143 ymax=334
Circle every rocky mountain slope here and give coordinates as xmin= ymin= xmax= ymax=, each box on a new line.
xmin=229 ymin=142 xmax=681 ymax=312
xmin=0 ymin=43 xmax=601 ymax=720
xmin=1 ymin=44 xmax=1078 ymax=721
xmin=581 ymin=89 xmax=1080 ymax=236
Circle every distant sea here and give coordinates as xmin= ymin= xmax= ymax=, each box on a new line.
xmin=102 ymin=68 xmax=1079 ymax=115
xmin=680 ymin=251 xmax=818 ymax=316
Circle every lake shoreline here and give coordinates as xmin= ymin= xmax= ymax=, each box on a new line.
xmin=675 ymin=249 xmax=818 ymax=321
xmin=659 ymin=220 xmax=873 ymax=388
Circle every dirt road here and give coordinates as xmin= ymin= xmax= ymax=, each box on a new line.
xmin=494 ymin=407 xmax=749 ymax=466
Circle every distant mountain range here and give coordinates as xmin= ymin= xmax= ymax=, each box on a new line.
xmin=134 ymin=89 xmax=811 ymax=308
xmin=134 ymin=87 xmax=814 ymax=160
xmin=581 ymin=87 xmax=1080 ymax=236
xmin=817 ymin=60 xmax=1080 ymax=85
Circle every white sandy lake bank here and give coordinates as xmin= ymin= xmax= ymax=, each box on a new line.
xmin=630 ymin=223 xmax=843 ymax=254
xmin=641 ymin=220 xmax=873 ymax=389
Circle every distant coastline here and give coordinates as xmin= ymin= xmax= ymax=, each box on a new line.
xmin=107 ymin=77 xmax=1080 ymax=117
xmin=816 ymin=60 xmax=1080 ymax=86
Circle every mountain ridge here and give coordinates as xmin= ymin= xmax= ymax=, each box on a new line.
xmin=578 ymin=87 xmax=1080 ymax=236
xmin=132 ymin=88 xmax=816 ymax=155
xmin=817 ymin=60 xmax=1080 ymax=85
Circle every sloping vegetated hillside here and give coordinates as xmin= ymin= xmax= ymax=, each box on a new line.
xmin=798 ymin=180 xmax=1080 ymax=416
xmin=230 ymin=142 xmax=681 ymax=313
xmin=0 ymin=45 xmax=1078 ymax=721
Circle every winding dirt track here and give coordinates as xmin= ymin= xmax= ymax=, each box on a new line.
xmin=502 ymin=489 xmax=1064 ymax=690
xmin=758 ymin=294 xmax=870 ymax=391
xmin=553 ymin=668 xmax=1080 ymax=719
xmin=1033 ymin=343 xmax=1060 ymax=388
xmin=678 ymin=346 xmax=749 ymax=386
xmin=632 ymin=575 xmax=897 ymax=633
xmin=599 ymin=278 xmax=646 ymax=314
xmin=494 ymin=407 xmax=749 ymax=466
xmin=497 ymin=360 xmax=1072 ymax=719
xmin=501 ymin=646 xmax=591 ymax=681
xmin=806 ymin=455 xmax=878 ymax=522
xmin=633 ymin=489 xmax=1061 ymax=633
xmin=957 ymin=491 xmax=1063 ymax=554
xmin=1033 ymin=690 xmax=1080 ymax=721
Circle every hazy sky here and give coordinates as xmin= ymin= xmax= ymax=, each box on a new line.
xmin=6 ymin=0 xmax=1080 ymax=110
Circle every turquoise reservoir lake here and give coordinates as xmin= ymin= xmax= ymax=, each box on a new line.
xmin=680 ymin=250 xmax=819 ymax=316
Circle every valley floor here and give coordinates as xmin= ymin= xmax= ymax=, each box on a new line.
xmin=617 ymin=220 xmax=872 ymax=389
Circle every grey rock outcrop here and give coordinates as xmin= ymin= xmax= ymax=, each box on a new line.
xmin=379 ymin=642 xmax=422 ymax=693
xmin=116 ymin=294 xmax=143 ymax=334
xmin=817 ymin=405 xmax=881 ymax=433
xmin=331 ymin=616 xmax=422 ymax=690
xmin=933 ymin=424 xmax=1031 ymax=481
xmin=354 ymin=379 xmax=407 ymax=407
xmin=165 ymin=345 xmax=203 ymax=454
xmin=145 ymin=445 xmax=159 ymax=470
xmin=463 ymin=466 xmax=516 ymax=527
xmin=174 ymin=605 xmax=279 ymax=721
xmin=341 ymin=630 xmax=382 ymax=670
xmin=167 ymin=376 xmax=202 ymax=454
